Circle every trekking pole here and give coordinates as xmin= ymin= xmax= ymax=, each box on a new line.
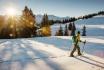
xmin=67 ymin=44 xmax=71 ymax=55
xmin=82 ymin=40 xmax=86 ymax=54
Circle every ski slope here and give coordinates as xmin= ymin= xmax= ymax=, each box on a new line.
xmin=0 ymin=37 xmax=104 ymax=70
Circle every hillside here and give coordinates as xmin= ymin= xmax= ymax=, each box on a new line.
xmin=76 ymin=16 xmax=104 ymax=25
xmin=51 ymin=16 xmax=104 ymax=36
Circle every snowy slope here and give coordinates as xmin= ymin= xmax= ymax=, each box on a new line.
xmin=0 ymin=37 xmax=104 ymax=70
xmin=51 ymin=24 xmax=104 ymax=36
xmin=75 ymin=16 xmax=104 ymax=25
xmin=51 ymin=16 xmax=104 ymax=36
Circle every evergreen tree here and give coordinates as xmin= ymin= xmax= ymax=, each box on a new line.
xmin=20 ymin=6 xmax=37 ymax=38
xmin=68 ymin=23 xmax=72 ymax=30
xmin=68 ymin=23 xmax=72 ymax=36
xmin=57 ymin=25 xmax=63 ymax=36
xmin=41 ymin=14 xmax=51 ymax=36
xmin=41 ymin=14 xmax=50 ymax=27
xmin=71 ymin=22 xmax=76 ymax=36
xmin=82 ymin=25 xmax=86 ymax=36
xmin=64 ymin=24 xmax=68 ymax=36
xmin=55 ymin=31 xmax=58 ymax=36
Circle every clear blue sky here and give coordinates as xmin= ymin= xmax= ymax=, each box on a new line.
xmin=0 ymin=0 xmax=104 ymax=17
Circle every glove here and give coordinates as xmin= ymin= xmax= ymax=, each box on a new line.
xmin=83 ymin=41 xmax=86 ymax=45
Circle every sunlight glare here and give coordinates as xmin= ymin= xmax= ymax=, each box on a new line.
xmin=6 ymin=7 xmax=16 ymax=16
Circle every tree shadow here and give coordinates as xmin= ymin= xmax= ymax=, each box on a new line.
xmin=74 ymin=57 xmax=104 ymax=68
xmin=82 ymin=55 xmax=104 ymax=65
xmin=0 ymin=41 xmax=14 ymax=70
xmin=33 ymin=37 xmax=104 ymax=58
xmin=30 ymin=37 xmax=72 ymax=51
xmin=19 ymin=39 xmax=65 ymax=70
xmin=0 ymin=39 xmax=65 ymax=70
xmin=0 ymin=40 xmax=39 ymax=70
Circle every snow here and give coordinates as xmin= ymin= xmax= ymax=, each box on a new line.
xmin=51 ymin=16 xmax=104 ymax=36
xmin=56 ymin=36 xmax=104 ymax=44
xmin=56 ymin=36 xmax=104 ymax=58
xmin=51 ymin=24 xmax=104 ymax=36
xmin=0 ymin=37 xmax=104 ymax=70
xmin=75 ymin=17 xmax=104 ymax=25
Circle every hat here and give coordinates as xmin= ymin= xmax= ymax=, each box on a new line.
xmin=77 ymin=31 xmax=80 ymax=34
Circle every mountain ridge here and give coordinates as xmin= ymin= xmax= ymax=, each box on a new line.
xmin=36 ymin=14 xmax=70 ymax=23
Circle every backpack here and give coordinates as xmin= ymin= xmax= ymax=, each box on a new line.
xmin=72 ymin=36 xmax=77 ymax=44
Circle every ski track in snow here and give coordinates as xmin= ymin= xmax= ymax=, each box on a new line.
xmin=0 ymin=37 xmax=104 ymax=70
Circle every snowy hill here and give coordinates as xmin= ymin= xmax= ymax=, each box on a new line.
xmin=0 ymin=37 xmax=104 ymax=70
xmin=76 ymin=16 xmax=104 ymax=36
xmin=76 ymin=16 xmax=104 ymax=25
xmin=51 ymin=16 xmax=104 ymax=36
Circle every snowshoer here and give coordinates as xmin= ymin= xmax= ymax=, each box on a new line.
xmin=70 ymin=31 xmax=85 ymax=57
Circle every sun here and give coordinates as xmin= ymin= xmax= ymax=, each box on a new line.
xmin=6 ymin=7 xmax=16 ymax=16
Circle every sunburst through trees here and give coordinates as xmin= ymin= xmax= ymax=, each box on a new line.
xmin=0 ymin=6 xmax=37 ymax=39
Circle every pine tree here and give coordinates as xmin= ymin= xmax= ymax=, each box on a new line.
xmin=55 ymin=31 xmax=58 ymax=36
xmin=71 ymin=22 xmax=76 ymax=36
xmin=82 ymin=25 xmax=86 ymax=36
xmin=68 ymin=23 xmax=72 ymax=30
xmin=57 ymin=25 xmax=63 ymax=36
xmin=64 ymin=24 xmax=68 ymax=36
xmin=41 ymin=14 xmax=50 ymax=27
xmin=41 ymin=14 xmax=51 ymax=36
xmin=68 ymin=23 xmax=72 ymax=36
xmin=20 ymin=6 xmax=37 ymax=37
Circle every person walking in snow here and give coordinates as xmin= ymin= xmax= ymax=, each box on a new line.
xmin=70 ymin=31 xmax=85 ymax=57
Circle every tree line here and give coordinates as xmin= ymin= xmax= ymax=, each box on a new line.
xmin=50 ymin=11 xmax=104 ymax=25
xmin=55 ymin=22 xmax=86 ymax=36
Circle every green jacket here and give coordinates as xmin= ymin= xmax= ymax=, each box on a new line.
xmin=72 ymin=36 xmax=77 ymax=44
xmin=72 ymin=35 xmax=80 ymax=45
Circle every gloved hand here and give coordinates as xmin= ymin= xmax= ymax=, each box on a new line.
xmin=83 ymin=40 xmax=86 ymax=45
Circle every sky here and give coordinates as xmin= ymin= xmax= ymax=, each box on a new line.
xmin=0 ymin=0 xmax=104 ymax=17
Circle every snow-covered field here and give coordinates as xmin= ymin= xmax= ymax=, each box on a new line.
xmin=0 ymin=37 xmax=104 ymax=70
xmin=0 ymin=16 xmax=104 ymax=70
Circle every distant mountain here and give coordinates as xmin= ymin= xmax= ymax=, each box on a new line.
xmin=36 ymin=14 xmax=70 ymax=23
